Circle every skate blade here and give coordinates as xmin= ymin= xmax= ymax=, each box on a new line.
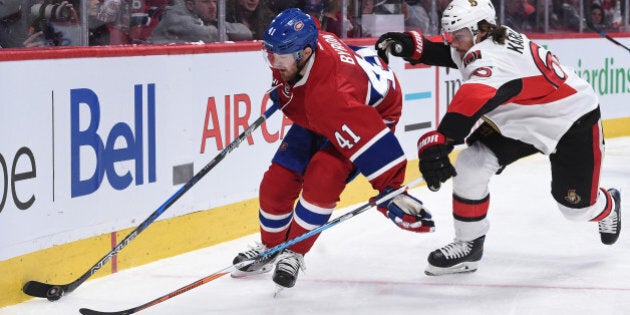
xmin=230 ymin=265 xmax=274 ymax=278
xmin=424 ymin=261 xmax=478 ymax=276
xmin=273 ymin=285 xmax=284 ymax=298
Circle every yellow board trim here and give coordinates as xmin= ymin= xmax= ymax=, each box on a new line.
xmin=1 ymin=117 xmax=628 ymax=307
xmin=602 ymin=117 xmax=630 ymax=138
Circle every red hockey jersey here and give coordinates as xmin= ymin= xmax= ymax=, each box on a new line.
xmin=271 ymin=31 xmax=407 ymax=191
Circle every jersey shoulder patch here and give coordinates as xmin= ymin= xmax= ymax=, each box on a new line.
xmin=463 ymin=50 xmax=482 ymax=67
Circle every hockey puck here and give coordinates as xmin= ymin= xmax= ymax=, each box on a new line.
xmin=46 ymin=286 xmax=63 ymax=301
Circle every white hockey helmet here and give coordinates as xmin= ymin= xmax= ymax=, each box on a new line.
xmin=441 ymin=0 xmax=497 ymax=42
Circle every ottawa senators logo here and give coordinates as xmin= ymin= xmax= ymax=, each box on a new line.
xmin=564 ymin=189 xmax=582 ymax=205
xmin=463 ymin=50 xmax=481 ymax=67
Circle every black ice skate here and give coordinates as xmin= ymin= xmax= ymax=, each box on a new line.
xmin=425 ymin=236 xmax=485 ymax=276
xmin=231 ymin=243 xmax=278 ymax=278
xmin=272 ymin=249 xmax=304 ymax=289
xmin=599 ymin=188 xmax=621 ymax=245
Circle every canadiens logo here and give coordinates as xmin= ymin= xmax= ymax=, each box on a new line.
xmin=564 ymin=189 xmax=582 ymax=205
xmin=282 ymin=84 xmax=292 ymax=98
xmin=279 ymin=142 xmax=289 ymax=151
xmin=294 ymin=21 xmax=304 ymax=31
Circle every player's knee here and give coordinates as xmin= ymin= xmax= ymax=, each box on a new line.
xmin=453 ymin=143 xmax=500 ymax=199
xmin=302 ymin=150 xmax=352 ymax=208
xmin=260 ymin=163 xmax=302 ymax=213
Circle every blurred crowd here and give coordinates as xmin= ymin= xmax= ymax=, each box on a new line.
xmin=1 ymin=0 xmax=627 ymax=48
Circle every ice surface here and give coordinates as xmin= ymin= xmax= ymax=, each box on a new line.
xmin=3 ymin=137 xmax=629 ymax=315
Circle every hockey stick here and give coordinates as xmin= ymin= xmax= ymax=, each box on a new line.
xmin=578 ymin=14 xmax=630 ymax=54
xmin=78 ymin=177 xmax=426 ymax=315
xmin=584 ymin=19 xmax=630 ymax=54
xmin=22 ymin=86 xmax=282 ymax=302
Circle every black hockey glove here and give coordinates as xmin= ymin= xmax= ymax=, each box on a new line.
xmin=374 ymin=31 xmax=425 ymax=65
xmin=372 ymin=188 xmax=435 ymax=233
xmin=417 ymin=131 xmax=456 ymax=192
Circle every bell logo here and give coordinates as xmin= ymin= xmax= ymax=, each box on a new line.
xmin=70 ymin=84 xmax=157 ymax=198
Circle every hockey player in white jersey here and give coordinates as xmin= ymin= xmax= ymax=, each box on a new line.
xmin=375 ymin=0 xmax=621 ymax=276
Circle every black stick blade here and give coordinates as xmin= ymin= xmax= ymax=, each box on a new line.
xmin=22 ymin=281 xmax=50 ymax=298
xmin=22 ymin=281 xmax=65 ymax=301
xmin=80 ymin=307 xmax=134 ymax=315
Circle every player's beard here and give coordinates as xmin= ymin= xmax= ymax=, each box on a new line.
xmin=279 ymin=60 xmax=304 ymax=83
xmin=279 ymin=66 xmax=299 ymax=82
xmin=277 ymin=53 xmax=310 ymax=83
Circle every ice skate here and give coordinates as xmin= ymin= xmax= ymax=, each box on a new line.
xmin=425 ymin=236 xmax=485 ymax=276
xmin=231 ymin=243 xmax=278 ymax=278
xmin=272 ymin=249 xmax=304 ymax=288
xmin=599 ymin=188 xmax=621 ymax=245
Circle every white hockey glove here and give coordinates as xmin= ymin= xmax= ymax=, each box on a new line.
xmin=373 ymin=189 xmax=435 ymax=233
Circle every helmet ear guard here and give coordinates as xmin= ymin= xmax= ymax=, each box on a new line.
xmin=294 ymin=50 xmax=304 ymax=62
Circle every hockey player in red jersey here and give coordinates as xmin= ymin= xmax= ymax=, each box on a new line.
xmin=231 ymin=8 xmax=435 ymax=289
xmin=375 ymin=0 xmax=621 ymax=276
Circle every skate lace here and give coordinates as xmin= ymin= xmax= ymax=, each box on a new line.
xmin=276 ymin=250 xmax=305 ymax=275
xmin=241 ymin=243 xmax=267 ymax=259
xmin=439 ymin=241 xmax=472 ymax=260
xmin=599 ymin=210 xmax=618 ymax=233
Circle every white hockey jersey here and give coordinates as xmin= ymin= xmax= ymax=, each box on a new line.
xmin=441 ymin=27 xmax=599 ymax=155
